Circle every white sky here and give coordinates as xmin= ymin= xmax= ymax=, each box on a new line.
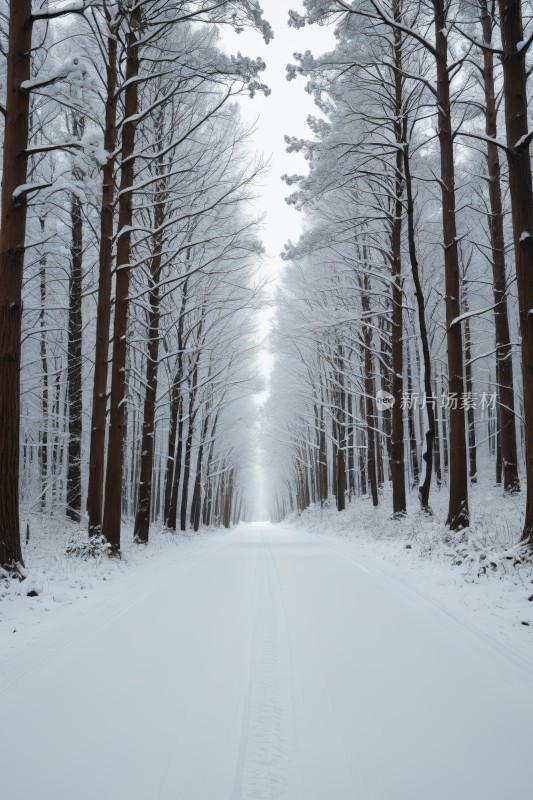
xmin=221 ymin=3 xmax=336 ymax=519
xmin=220 ymin=1 xmax=335 ymax=287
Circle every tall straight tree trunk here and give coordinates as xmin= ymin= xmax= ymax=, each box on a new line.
xmin=433 ymin=0 xmax=469 ymax=529
xmin=318 ymin=401 xmax=328 ymax=504
xmin=87 ymin=27 xmax=118 ymax=536
xmin=390 ymin=18 xmax=406 ymax=514
xmin=403 ymin=135 xmax=435 ymax=511
xmin=331 ymin=415 xmax=338 ymax=500
xmin=434 ymin=390 xmax=442 ymax=487
xmin=497 ymin=0 xmax=533 ymax=543
xmin=0 ymin=0 xmax=33 ymax=572
xmin=180 ymin=358 xmax=200 ymax=532
xmin=202 ymin=411 xmax=219 ymax=526
xmin=164 ymin=280 xmax=188 ymax=529
xmin=463 ymin=303 xmax=477 ymax=483
xmin=191 ymin=408 xmax=210 ymax=532
xmin=133 ymin=283 xmax=160 ymax=543
xmin=223 ymin=469 xmax=234 ymax=528
xmin=133 ymin=128 xmax=167 ymax=543
xmin=66 ymin=121 xmax=84 ymax=522
xmin=168 ymin=400 xmax=184 ymax=531
xmin=496 ymin=404 xmax=503 ymax=485
xmin=102 ymin=10 xmax=140 ymax=553
xmin=479 ymin=1 xmax=520 ymax=493
xmin=39 ymin=221 xmax=49 ymax=512
xmin=164 ymin=382 xmax=180 ymax=523
xmin=406 ymin=349 xmax=419 ymax=489
xmin=361 ymin=277 xmax=379 ymax=507
xmin=336 ymin=352 xmax=347 ymax=511
xmin=346 ymin=394 xmax=355 ymax=498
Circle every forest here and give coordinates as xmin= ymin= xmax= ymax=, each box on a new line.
xmin=1 ymin=3 xmax=533 ymax=798
xmin=0 ymin=0 xmax=533 ymax=573
xmin=265 ymin=0 xmax=533 ymax=552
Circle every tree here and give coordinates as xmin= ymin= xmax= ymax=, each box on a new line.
xmin=0 ymin=0 xmax=91 ymax=573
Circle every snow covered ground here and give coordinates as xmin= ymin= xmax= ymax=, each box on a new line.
xmin=1 ymin=511 xmax=532 ymax=799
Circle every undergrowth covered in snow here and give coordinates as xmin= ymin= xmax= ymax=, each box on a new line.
xmin=290 ymin=480 xmax=533 ymax=588
xmin=0 ymin=513 xmax=219 ymax=603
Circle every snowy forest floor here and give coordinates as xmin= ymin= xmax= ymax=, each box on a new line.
xmin=1 ymin=487 xmax=532 ymax=799
xmin=290 ymin=479 xmax=533 ymax=666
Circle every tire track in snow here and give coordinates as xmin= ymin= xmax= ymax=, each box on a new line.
xmin=265 ymin=528 xmax=377 ymax=800
xmin=232 ymin=533 xmax=301 ymax=800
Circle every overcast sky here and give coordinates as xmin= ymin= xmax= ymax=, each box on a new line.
xmin=220 ymin=3 xmax=336 ymax=518
xmin=220 ymin=1 xmax=335 ymax=282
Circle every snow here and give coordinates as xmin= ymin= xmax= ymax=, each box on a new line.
xmin=21 ymin=57 xmax=86 ymax=91
xmin=12 ymin=182 xmax=50 ymax=201
xmin=1 ymin=509 xmax=532 ymax=799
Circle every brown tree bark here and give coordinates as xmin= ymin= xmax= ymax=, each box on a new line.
xmin=497 ymin=0 xmax=533 ymax=543
xmin=433 ymin=0 xmax=469 ymax=529
xmin=102 ymin=9 xmax=141 ymax=553
xmin=480 ymin=0 xmax=520 ymax=493
xmin=87 ymin=27 xmax=118 ymax=536
xmin=0 ymin=0 xmax=33 ymax=572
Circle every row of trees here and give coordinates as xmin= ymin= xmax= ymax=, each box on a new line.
xmin=0 ymin=0 xmax=272 ymax=573
xmin=265 ymin=0 xmax=533 ymax=544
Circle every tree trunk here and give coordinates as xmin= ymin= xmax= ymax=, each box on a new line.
xmin=404 ymin=140 xmax=435 ymax=511
xmin=390 ymin=24 xmax=406 ymax=514
xmin=87 ymin=29 xmax=118 ymax=536
xmin=38 ymin=219 xmax=49 ymax=512
xmin=405 ymin=349 xmax=419 ymax=490
xmin=191 ymin=408 xmax=210 ymax=532
xmin=463 ymin=309 xmax=477 ymax=483
xmin=479 ymin=1 xmax=520 ymax=493
xmin=0 ymin=0 xmax=33 ymax=572
xmin=361 ymin=278 xmax=379 ymax=507
xmin=165 ymin=281 xmax=188 ymax=529
xmin=133 ymin=284 xmax=161 ymax=543
xmin=433 ymin=0 xmax=469 ymax=529
xmin=434 ymin=392 xmax=442 ymax=487
xmin=168 ymin=400 xmax=184 ymax=531
xmin=133 ymin=126 xmax=167 ymax=543
xmin=66 ymin=119 xmax=84 ymax=522
xmin=102 ymin=10 xmax=140 ymax=553
xmin=164 ymin=381 xmax=180 ymax=523
xmin=180 ymin=359 xmax=200 ymax=532
xmin=497 ymin=0 xmax=533 ymax=543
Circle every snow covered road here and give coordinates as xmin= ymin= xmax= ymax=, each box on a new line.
xmin=1 ymin=523 xmax=532 ymax=800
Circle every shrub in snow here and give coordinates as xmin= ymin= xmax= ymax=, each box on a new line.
xmin=65 ymin=534 xmax=112 ymax=561
xmin=446 ymin=537 xmax=533 ymax=584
